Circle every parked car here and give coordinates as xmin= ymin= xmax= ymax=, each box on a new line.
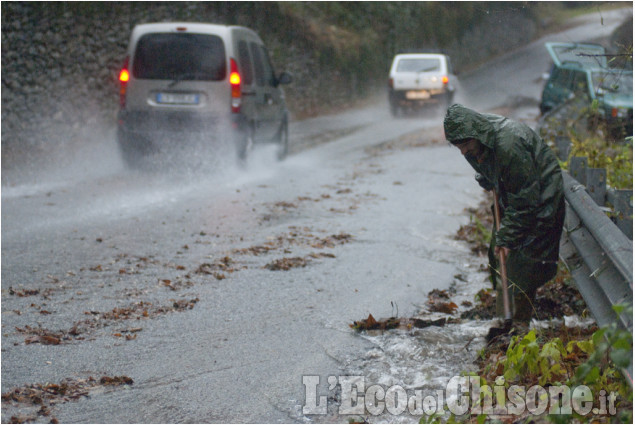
xmin=117 ymin=22 xmax=293 ymax=168
xmin=387 ymin=53 xmax=457 ymax=116
xmin=540 ymin=42 xmax=632 ymax=138
xmin=589 ymin=68 xmax=633 ymax=138
xmin=539 ymin=42 xmax=607 ymax=114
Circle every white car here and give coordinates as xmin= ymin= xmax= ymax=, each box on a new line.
xmin=388 ymin=53 xmax=457 ymax=116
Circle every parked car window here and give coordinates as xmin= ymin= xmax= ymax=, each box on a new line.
xmin=259 ymin=45 xmax=277 ymax=87
xmin=250 ymin=42 xmax=265 ymax=86
xmin=238 ymin=40 xmax=254 ymax=85
xmin=552 ymin=68 xmax=571 ymax=88
xmin=397 ymin=58 xmax=441 ymax=73
xmin=133 ymin=33 xmax=226 ymax=81
xmin=571 ymin=70 xmax=589 ymax=95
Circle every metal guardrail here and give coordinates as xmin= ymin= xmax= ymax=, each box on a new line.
xmin=559 ymin=143 xmax=634 ymax=240
xmin=559 ymin=170 xmax=633 ymax=385
xmin=539 ymin=103 xmax=633 ymax=385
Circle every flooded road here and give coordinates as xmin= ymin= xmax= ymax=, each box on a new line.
xmin=2 ymin=9 xmax=628 ymax=423
xmin=2 ymin=105 xmax=485 ymax=423
xmin=0 ymin=108 xmax=554 ymax=423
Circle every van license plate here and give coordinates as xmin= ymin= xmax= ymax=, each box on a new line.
xmin=156 ymin=93 xmax=200 ymax=105
xmin=406 ymin=90 xmax=430 ymax=100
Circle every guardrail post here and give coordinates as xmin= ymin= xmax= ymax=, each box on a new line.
xmin=586 ymin=168 xmax=607 ymax=206
xmin=608 ymin=189 xmax=634 ymax=240
xmin=569 ymin=156 xmax=588 ymax=185
xmin=555 ymin=136 xmax=571 ymax=161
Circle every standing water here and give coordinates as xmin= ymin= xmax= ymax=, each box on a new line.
xmin=298 ymin=250 xmax=495 ymax=424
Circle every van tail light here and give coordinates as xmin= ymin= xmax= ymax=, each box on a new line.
xmin=119 ymin=56 xmax=129 ymax=109
xmin=388 ymin=78 xmax=393 ymax=89
xmin=611 ymin=107 xmax=618 ymax=118
xmin=230 ymin=58 xmax=241 ymax=113
xmin=442 ymin=76 xmax=449 ymax=85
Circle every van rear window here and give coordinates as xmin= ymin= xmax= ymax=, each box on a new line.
xmin=397 ymin=58 xmax=441 ymax=73
xmin=133 ymin=33 xmax=226 ymax=81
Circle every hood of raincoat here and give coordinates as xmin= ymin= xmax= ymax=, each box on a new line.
xmin=443 ymin=104 xmax=507 ymax=148
xmin=443 ymin=104 xmax=565 ymax=265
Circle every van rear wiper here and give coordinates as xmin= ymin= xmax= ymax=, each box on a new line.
xmin=168 ymin=72 xmax=196 ymax=88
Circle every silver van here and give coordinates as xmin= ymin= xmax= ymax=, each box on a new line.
xmin=117 ymin=22 xmax=293 ymax=167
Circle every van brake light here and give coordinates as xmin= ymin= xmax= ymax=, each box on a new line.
xmin=230 ymin=58 xmax=241 ymax=113
xmin=119 ymin=68 xmax=130 ymax=83
xmin=119 ymin=56 xmax=129 ymax=108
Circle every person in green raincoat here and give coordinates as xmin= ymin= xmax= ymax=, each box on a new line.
xmin=443 ymin=104 xmax=565 ymax=321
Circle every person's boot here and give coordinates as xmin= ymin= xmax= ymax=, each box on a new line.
xmin=512 ymin=291 xmax=534 ymax=322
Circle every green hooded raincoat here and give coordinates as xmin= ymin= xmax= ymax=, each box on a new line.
xmin=444 ymin=104 xmax=565 ymax=305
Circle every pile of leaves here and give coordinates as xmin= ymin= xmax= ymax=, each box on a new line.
xmin=2 ymin=376 xmax=133 ymax=423
xmin=427 ymin=289 xmax=459 ymax=315
xmin=234 ymin=230 xmax=353 ymax=256
xmin=460 ymin=288 xmax=496 ymax=320
xmin=15 ymin=298 xmax=199 ymax=346
xmin=195 ymin=256 xmax=240 ymax=280
xmin=264 ymin=256 xmax=309 ymax=271
xmin=264 ymin=252 xmax=337 ymax=271
xmin=350 ymin=313 xmax=457 ymax=332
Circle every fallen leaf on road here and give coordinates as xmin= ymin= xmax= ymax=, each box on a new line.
xmin=428 ymin=301 xmax=459 ymax=314
xmin=350 ymin=314 xmax=401 ymax=331
xmin=8 ymin=287 xmax=40 ymax=297
xmin=100 ymin=376 xmax=134 ymax=386
xmin=265 ymin=257 xmax=308 ymax=271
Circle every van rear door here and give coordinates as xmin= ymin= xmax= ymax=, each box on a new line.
xmin=128 ymin=32 xmax=229 ymax=117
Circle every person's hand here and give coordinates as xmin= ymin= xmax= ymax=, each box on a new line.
xmin=495 ymin=245 xmax=510 ymax=258
xmin=475 ymin=173 xmax=494 ymax=191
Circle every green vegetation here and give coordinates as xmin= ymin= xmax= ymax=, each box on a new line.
xmin=542 ymin=106 xmax=634 ymax=190
xmin=419 ymin=280 xmax=633 ymax=423
xmin=568 ymin=132 xmax=633 ymax=189
xmin=477 ymin=306 xmax=633 ymax=423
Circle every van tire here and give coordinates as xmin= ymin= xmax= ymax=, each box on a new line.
xmin=117 ymin=130 xmax=143 ymax=170
xmin=276 ymin=118 xmax=289 ymax=161
xmin=236 ymin=123 xmax=254 ymax=167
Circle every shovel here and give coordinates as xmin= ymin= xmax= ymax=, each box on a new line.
xmin=486 ymin=191 xmax=513 ymax=342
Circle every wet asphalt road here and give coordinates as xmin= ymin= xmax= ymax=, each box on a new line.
xmin=1 ymin=9 xmax=628 ymax=423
